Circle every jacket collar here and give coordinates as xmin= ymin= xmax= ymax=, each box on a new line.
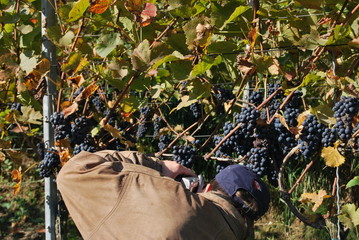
xmin=199 ymin=191 xmax=247 ymax=238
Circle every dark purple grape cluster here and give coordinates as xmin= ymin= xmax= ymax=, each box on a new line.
xmin=266 ymin=83 xmax=284 ymax=116
xmin=272 ymin=118 xmax=297 ymax=157
xmin=217 ymin=87 xmax=235 ymax=102
xmin=234 ymin=106 xmax=260 ymax=135
xmin=136 ymin=106 xmax=152 ymax=139
xmin=70 ymin=116 xmax=92 ymax=145
xmin=73 ymin=136 xmax=96 ymax=155
xmin=36 ymin=142 xmax=45 ymax=160
xmin=333 ymin=96 xmax=359 ymax=142
xmin=321 ymin=127 xmax=336 ymax=147
xmin=299 ymin=114 xmax=326 ymax=158
xmin=189 ymin=102 xmax=201 ymax=118
xmin=215 ymin=161 xmax=230 ymax=173
xmin=158 ymin=134 xmax=172 ymax=151
xmin=246 ymin=147 xmax=270 ymax=177
xmin=153 ymin=116 xmax=162 ymax=138
xmin=172 ymin=145 xmax=196 ymax=168
xmin=39 ymin=149 xmax=60 ymax=178
xmin=284 ymin=107 xmax=301 ymax=127
xmin=50 ymin=112 xmax=71 ymax=140
xmin=248 ymin=91 xmax=263 ymax=107
xmin=91 ymin=96 xmax=106 ymax=113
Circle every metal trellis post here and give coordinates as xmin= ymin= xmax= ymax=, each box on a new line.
xmin=42 ymin=0 xmax=58 ymax=239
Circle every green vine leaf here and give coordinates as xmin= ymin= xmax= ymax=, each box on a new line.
xmin=338 ymin=204 xmax=359 ymax=230
xmin=17 ymin=106 xmax=42 ymax=125
xmin=346 ymin=176 xmax=359 ymax=189
xmin=95 ymin=32 xmax=121 ymax=58
xmin=68 ymin=0 xmax=90 ymax=22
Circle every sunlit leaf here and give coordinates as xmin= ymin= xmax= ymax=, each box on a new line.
xmin=220 ymin=6 xmax=250 ymax=30
xmin=68 ymin=0 xmax=90 ymax=22
xmin=0 ymin=151 xmax=5 ymax=163
xmin=338 ymin=204 xmax=359 ymax=229
xmin=295 ymin=0 xmax=322 ymax=9
xmin=141 ymin=3 xmax=157 ymax=26
xmin=346 ymin=176 xmax=359 ymax=189
xmin=95 ymin=32 xmax=121 ymax=58
xmin=67 ymin=75 xmax=85 ymax=88
xmin=190 ymin=55 xmax=222 ymax=77
xmin=131 ymin=39 xmax=151 ymax=71
xmin=300 ymin=189 xmax=331 ymax=212
xmin=62 ymin=52 xmax=82 ymax=73
xmin=13 ymin=181 xmax=21 ymax=195
xmin=17 ymin=106 xmax=42 ymax=125
xmin=89 ymin=0 xmax=112 ymax=14
xmin=74 ymin=83 xmax=99 ymax=102
xmin=321 ymin=144 xmax=345 ymax=167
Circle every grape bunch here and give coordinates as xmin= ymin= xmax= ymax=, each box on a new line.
xmin=172 ymin=145 xmax=196 ymax=168
xmin=91 ymin=96 xmax=106 ymax=113
xmin=266 ymin=83 xmax=284 ymax=116
xmin=136 ymin=106 xmax=152 ymax=139
xmin=190 ymin=102 xmax=201 ymax=118
xmin=39 ymin=149 xmax=61 ymax=178
xmin=246 ymin=147 xmax=270 ymax=177
xmin=299 ymin=114 xmax=326 ymax=158
xmin=216 ymin=87 xmax=235 ymax=102
xmin=248 ymin=91 xmax=263 ymax=107
xmin=272 ymin=118 xmax=298 ymax=158
xmin=70 ymin=116 xmax=92 ymax=145
xmin=215 ymin=161 xmax=230 ymax=173
xmin=332 ymin=96 xmax=359 ymax=142
xmin=158 ymin=134 xmax=172 ymax=151
xmin=50 ymin=112 xmax=71 ymax=140
xmin=321 ymin=127 xmax=337 ymax=147
xmin=73 ymin=135 xmax=96 ymax=155
xmin=153 ymin=115 xmax=162 ymax=138
xmin=36 ymin=142 xmax=45 ymax=160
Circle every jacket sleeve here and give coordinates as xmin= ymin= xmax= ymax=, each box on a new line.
xmin=91 ymin=150 xmax=163 ymax=172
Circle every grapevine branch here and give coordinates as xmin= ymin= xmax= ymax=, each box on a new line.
xmin=103 ymin=72 xmax=139 ymax=125
xmin=155 ymin=120 xmax=199 ymax=158
xmin=204 ymin=123 xmax=243 ymax=160
xmin=278 ymin=145 xmax=327 ymax=230
xmin=288 ymin=160 xmax=315 ymax=194
xmin=150 ymin=18 xmax=178 ymax=49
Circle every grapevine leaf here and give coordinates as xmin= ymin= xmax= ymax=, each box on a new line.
xmin=131 ymin=39 xmax=151 ymax=71
xmin=19 ymin=53 xmax=37 ymax=74
xmin=63 ymin=102 xmax=79 ymax=118
xmin=150 ymin=51 xmax=191 ymax=72
xmin=321 ymin=145 xmax=345 ymax=167
xmin=13 ymin=181 xmax=21 ymax=196
xmin=11 ymin=168 xmax=22 ymax=182
xmin=346 ymin=176 xmax=359 ymax=189
xmin=74 ymin=83 xmax=99 ymax=102
xmin=220 ymin=6 xmax=250 ymax=30
xmin=311 ymin=104 xmax=335 ymax=126
xmin=59 ymin=31 xmax=75 ymax=46
xmin=183 ymin=16 xmax=209 ymax=50
xmin=189 ymin=79 xmax=211 ymax=99
xmin=125 ymin=0 xmax=143 ymax=14
xmin=68 ymin=0 xmax=90 ymax=22
xmin=62 ymin=52 xmax=82 ymax=73
xmin=67 ymin=75 xmax=85 ymax=88
xmin=17 ymin=106 xmax=42 ymax=125
xmin=172 ymin=95 xmax=197 ymax=112
xmin=95 ymin=32 xmax=121 ymax=58
xmin=0 ymin=151 xmax=5 ymax=163
xmin=119 ymin=95 xmax=140 ymax=115
xmin=140 ymin=3 xmax=157 ymax=26
xmin=300 ymin=189 xmax=331 ymax=212
xmin=294 ymin=0 xmax=322 ymax=9
xmin=190 ymin=55 xmax=222 ymax=77
xmin=338 ymin=204 xmax=359 ymax=229
xmin=89 ymin=0 xmax=112 ymax=14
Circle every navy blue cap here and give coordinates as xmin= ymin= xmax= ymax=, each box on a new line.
xmin=215 ymin=164 xmax=270 ymax=220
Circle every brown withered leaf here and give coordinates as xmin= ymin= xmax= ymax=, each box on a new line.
xmin=0 ymin=151 xmax=5 ymax=163
xmin=11 ymin=168 xmax=22 ymax=182
xmin=67 ymin=75 xmax=85 ymax=88
xmin=236 ymin=56 xmax=256 ymax=75
xmin=23 ymin=58 xmax=50 ymax=91
xmin=63 ymin=102 xmax=78 ymax=118
xmin=74 ymin=83 xmax=99 ymax=102
xmin=13 ymin=181 xmax=22 ymax=196
xmin=89 ymin=0 xmax=112 ymax=14
xmin=300 ymin=190 xmax=331 ymax=212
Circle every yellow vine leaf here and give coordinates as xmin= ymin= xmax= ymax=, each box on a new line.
xmin=321 ymin=143 xmax=345 ymax=167
xmin=300 ymin=189 xmax=331 ymax=212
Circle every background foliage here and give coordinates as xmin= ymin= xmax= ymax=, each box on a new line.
xmin=0 ymin=0 xmax=358 ymax=239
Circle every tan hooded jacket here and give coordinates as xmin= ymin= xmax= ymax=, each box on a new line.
xmin=57 ymin=150 xmax=254 ymax=240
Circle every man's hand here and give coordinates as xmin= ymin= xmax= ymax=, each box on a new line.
xmin=160 ymin=160 xmax=196 ymax=179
